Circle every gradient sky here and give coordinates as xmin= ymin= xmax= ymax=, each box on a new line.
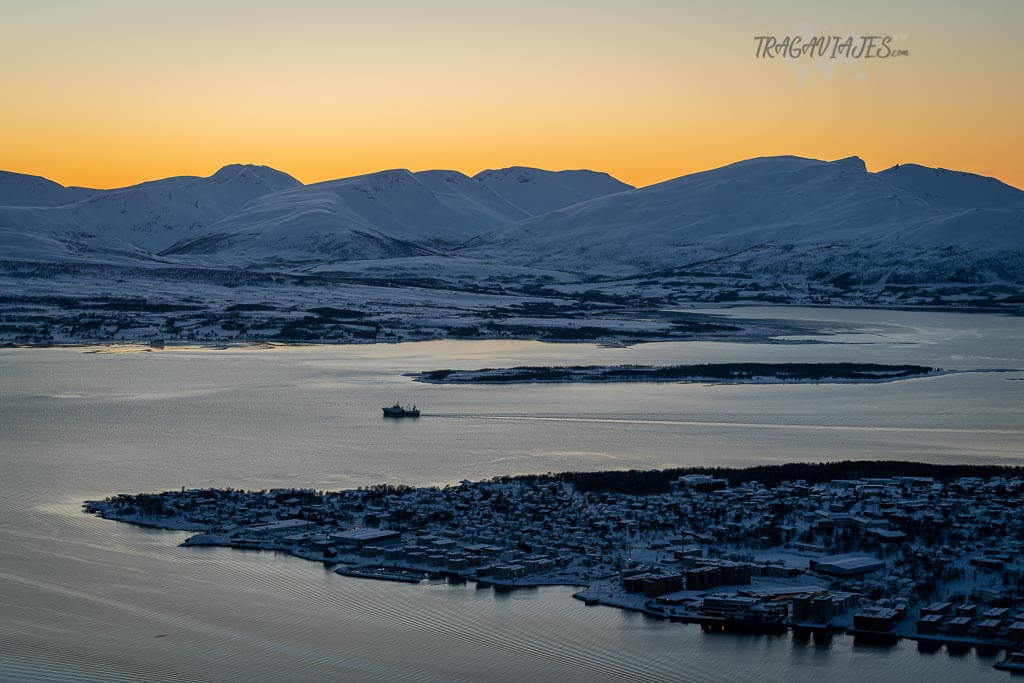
xmin=2 ymin=0 xmax=1022 ymax=189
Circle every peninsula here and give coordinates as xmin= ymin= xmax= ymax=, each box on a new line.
xmin=85 ymin=461 xmax=1024 ymax=672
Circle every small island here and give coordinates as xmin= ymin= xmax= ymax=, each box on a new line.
xmin=85 ymin=461 xmax=1024 ymax=672
xmin=410 ymin=362 xmax=940 ymax=385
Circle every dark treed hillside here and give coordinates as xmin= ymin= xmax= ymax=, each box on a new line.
xmin=492 ymin=461 xmax=1024 ymax=496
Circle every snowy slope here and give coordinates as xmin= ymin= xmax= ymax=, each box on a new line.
xmin=0 ymin=171 xmax=97 ymax=207
xmin=162 ymin=167 xmax=633 ymax=265
xmin=0 ymin=164 xmax=301 ymax=261
xmin=473 ymin=167 xmax=633 ymax=215
xmin=877 ymin=163 xmax=1024 ymax=211
xmin=469 ymin=156 xmax=1024 ymax=276
xmin=0 ymin=163 xmax=633 ymax=266
xmin=162 ymin=169 xmax=526 ymax=264
xmin=2 ymin=157 xmax=1021 ymax=295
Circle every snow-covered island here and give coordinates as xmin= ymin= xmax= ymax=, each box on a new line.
xmin=85 ymin=462 xmax=1024 ymax=670
xmin=410 ymin=362 xmax=941 ymax=385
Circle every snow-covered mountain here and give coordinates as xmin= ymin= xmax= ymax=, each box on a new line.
xmin=877 ymin=163 xmax=1024 ymax=211
xmin=472 ymin=167 xmax=633 ymax=215
xmin=468 ymin=156 xmax=1024 ymax=282
xmin=162 ymin=169 xmax=524 ymax=264
xmin=1 ymin=156 xmax=1021 ymax=299
xmin=0 ymin=171 xmax=97 ymax=207
xmin=0 ymin=164 xmax=301 ymax=261
xmin=161 ymin=167 xmax=633 ymax=265
xmin=0 ymin=164 xmax=635 ymax=265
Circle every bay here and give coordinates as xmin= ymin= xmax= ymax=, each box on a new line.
xmin=1 ymin=306 xmax=1021 ymax=680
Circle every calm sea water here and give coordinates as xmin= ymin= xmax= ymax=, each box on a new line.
xmin=1 ymin=306 xmax=1022 ymax=681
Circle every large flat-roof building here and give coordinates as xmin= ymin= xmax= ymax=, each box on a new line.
xmin=853 ymin=607 xmax=900 ymax=631
xmin=330 ymin=529 xmax=402 ymax=547
xmin=809 ymin=555 xmax=885 ymax=577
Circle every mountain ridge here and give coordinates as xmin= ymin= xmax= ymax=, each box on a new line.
xmin=467 ymin=155 xmax=1024 ymax=277
xmin=1 ymin=157 xmax=1021 ymax=298
xmin=119 ymin=166 xmax=636 ymax=264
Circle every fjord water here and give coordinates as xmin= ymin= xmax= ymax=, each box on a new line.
xmin=1 ymin=307 xmax=1022 ymax=681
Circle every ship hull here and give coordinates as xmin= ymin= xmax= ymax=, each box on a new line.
xmin=382 ymin=408 xmax=420 ymax=417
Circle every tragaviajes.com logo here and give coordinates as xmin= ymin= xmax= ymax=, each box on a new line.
xmin=754 ymin=34 xmax=909 ymax=59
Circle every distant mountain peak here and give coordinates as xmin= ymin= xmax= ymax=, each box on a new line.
xmin=883 ymin=162 xmax=1000 ymax=182
xmin=878 ymin=162 xmax=1023 ymax=209
xmin=471 ymin=167 xmax=633 ymax=215
xmin=0 ymin=169 xmax=61 ymax=184
xmin=372 ymin=168 xmax=417 ymax=184
xmin=415 ymin=170 xmax=472 ymax=183
xmin=711 ymin=155 xmax=866 ymax=173
xmin=830 ymin=156 xmax=867 ymax=172
xmin=208 ymin=164 xmax=302 ymax=193
xmin=473 ymin=166 xmax=626 ymax=182
xmin=474 ymin=166 xmax=555 ymax=181
xmin=0 ymin=169 xmax=98 ymax=207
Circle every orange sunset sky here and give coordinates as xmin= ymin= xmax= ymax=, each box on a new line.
xmin=2 ymin=0 xmax=1022 ymax=190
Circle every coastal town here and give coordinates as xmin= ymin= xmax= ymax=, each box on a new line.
xmin=86 ymin=468 xmax=1024 ymax=673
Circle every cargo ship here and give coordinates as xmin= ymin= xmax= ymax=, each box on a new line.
xmin=382 ymin=403 xmax=420 ymax=417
